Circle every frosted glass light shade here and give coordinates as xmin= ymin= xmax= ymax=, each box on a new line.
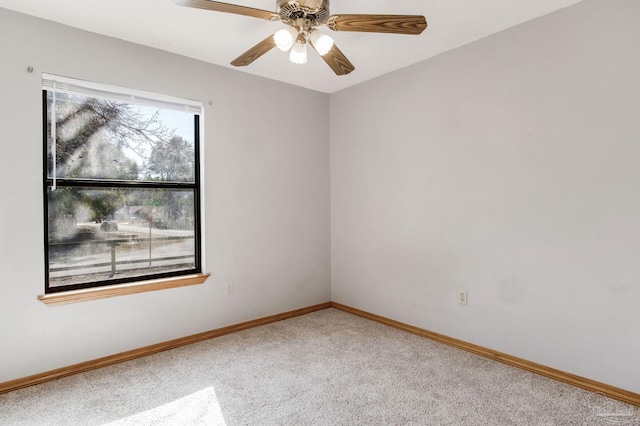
xmin=289 ymin=41 xmax=307 ymax=64
xmin=274 ymin=27 xmax=297 ymax=52
xmin=309 ymin=30 xmax=334 ymax=56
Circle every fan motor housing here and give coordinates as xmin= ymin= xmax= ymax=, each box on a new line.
xmin=276 ymin=0 xmax=330 ymax=24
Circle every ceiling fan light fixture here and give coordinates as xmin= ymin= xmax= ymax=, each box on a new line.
xmin=289 ymin=40 xmax=308 ymax=64
xmin=274 ymin=27 xmax=298 ymax=51
xmin=173 ymin=0 xmax=427 ymax=76
xmin=309 ymin=30 xmax=334 ymax=56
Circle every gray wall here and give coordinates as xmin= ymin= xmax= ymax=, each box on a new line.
xmin=330 ymin=0 xmax=640 ymax=393
xmin=0 ymin=8 xmax=330 ymax=382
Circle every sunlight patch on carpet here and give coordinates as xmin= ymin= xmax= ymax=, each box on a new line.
xmin=105 ymin=387 xmax=226 ymax=425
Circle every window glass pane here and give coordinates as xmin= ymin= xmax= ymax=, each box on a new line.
xmin=47 ymin=186 xmax=197 ymax=288
xmin=46 ymin=92 xmax=196 ymax=182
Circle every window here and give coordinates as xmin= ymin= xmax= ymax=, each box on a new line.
xmin=43 ymin=74 xmax=203 ymax=294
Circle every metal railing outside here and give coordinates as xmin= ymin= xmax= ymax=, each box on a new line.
xmin=49 ymin=235 xmax=195 ymax=278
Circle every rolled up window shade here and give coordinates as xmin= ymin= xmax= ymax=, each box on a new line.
xmin=42 ymin=73 xmax=203 ymax=114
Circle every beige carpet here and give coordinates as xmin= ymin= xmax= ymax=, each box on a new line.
xmin=1 ymin=308 xmax=638 ymax=425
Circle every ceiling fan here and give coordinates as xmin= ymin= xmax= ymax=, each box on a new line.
xmin=173 ymin=0 xmax=427 ymax=75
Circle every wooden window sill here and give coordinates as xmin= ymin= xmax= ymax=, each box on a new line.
xmin=38 ymin=273 xmax=210 ymax=306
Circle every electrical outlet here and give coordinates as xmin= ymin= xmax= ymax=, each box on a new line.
xmin=458 ymin=290 xmax=467 ymax=305
xmin=226 ymin=281 xmax=234 ymax=295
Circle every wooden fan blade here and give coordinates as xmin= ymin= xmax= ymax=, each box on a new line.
xmin=231 ymin=35 xmax=276 ymax=66
xmin=314 ymin=44 xmax=354 ymax=76
xmin=327 ymin=14 xmax=427 ymax=35
xmin=173 ymin=0 xmax=279 ymax=21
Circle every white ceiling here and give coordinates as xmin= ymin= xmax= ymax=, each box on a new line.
xmin=0 ymin=0 xmax=584 ymax=93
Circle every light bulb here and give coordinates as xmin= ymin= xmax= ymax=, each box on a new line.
xmin=274 ymin=27 xmax=297 ymax=52
xmin=289 ymin=41 xmax=307 ymax=64
xmin=309 ymin=30 xmax=334 ymax=56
